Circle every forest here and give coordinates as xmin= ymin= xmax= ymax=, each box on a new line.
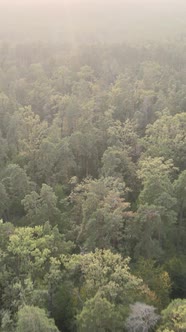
xmin=0 ymin=1 xmax=186 ymax=331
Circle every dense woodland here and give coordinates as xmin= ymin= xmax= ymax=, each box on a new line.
xmin=0 ymin=2 xmax=186 ymax=330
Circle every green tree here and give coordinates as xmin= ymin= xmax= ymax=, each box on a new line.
xmin=22 ymin=184 xmax=61 ymax=226
xmin=133 ymin=258 xmax=171 ymax=308
xmin=165 ymin=256 xmax=186 ymax=299
xmin=108 ymin=75 xmax=135 ymax=122
xmin=101 ymin=146 xmax=139 ymax=201
xmin=35 ymin=137 xmax=76 ymax=186
xmin=0 ymin=183 xmax=9 ymax=219
xmin=69 ymin=177 xmax=133 ymax=252
xmin=16 ymin=306 xmax=59 ymax=332
xmin=134 ymin=157 xmax=178 ymax=258
xmin=0 ymin=222 xmax=72 ymax=321
xmin=107 ymin=119 xmax=140 ymax=161
xmin=63 ymin=249 xmax=155 ymax=332
xmin=174 ymin=170 xmax=186 ymax=251
xmin=129 ymin=204 xmax=165 ymax=259
xmin=77 ymin=292 xmax=124 ymax=332
xmin=157 ymin=299 xmax=186 ymax=332
xmin=1 ymin=164 xmax=32 ymax=221
xmin=144 ymin=111 xmax=186 ymax=170
xmin=0 ymin=130 xmax=8 ymax=168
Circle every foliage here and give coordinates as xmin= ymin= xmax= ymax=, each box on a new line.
xmin=69 ymin=177 xmax=133 ymax=253
xmin=133 ymin=258 xmax=171 ymax=309
xmin=0 ymin=34 xmax=186 ymax=331
xmin=62 ymin=249 xmax=156 ymax=332
xmin=16 ymin=306 xmax=59 ymax=332
xmin=157 ymin=299 xmax=186 ymax=332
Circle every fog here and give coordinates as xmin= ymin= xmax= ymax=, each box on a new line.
xmin=0 ymin=0 xmax=186 ymax=43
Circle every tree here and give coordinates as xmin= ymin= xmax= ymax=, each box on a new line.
xmin=77 ymin=292 xmax=124 ymax=332
xmin=138 ymin=158 xmax=177 ymax=216
xmin=125 ymin=302 xmax=160 ymax=332
xmin=0 ymin=183 xmax=9 ymax=219
xmin=54 ymin=95 xmax=80 ymax=137
xmin=101 ymin=147 xmax=138 ymax=198
xmin=108 ymin=74 xmax=135 ymax=122
xmin=35 ymin=137 xmax=76 ymax=186
xmin=69 ymin=177 xmax=133 ymax=252
xmin=62 ymin=249 xmax=156 ymax=331
xmin=69 ymin=125 xmax=102 ymax=179
xmin=165 ymin=255 xmax=186 ymax=299
xmin=0 ymin=221 xmax=72 ymax=325
xmin=53 ymin=66 xmax=74 ymax=95
xmin=1 ymin=164 xmax=32 ymax=221
xmin=0 ymin=309 xmax=14 ymax=332
xmin=0 ymin=130 xmax=8 ymax=168
xmin=0 ymin=92 xmax=13 ymax=138
xmin=16 ymin=306 xmax=59 ymax=332
xmin=137 ymin=157 xmax=177 ymax=182
xmin=173 ymin=170 xmax=186 ymax=250
xmin=22 ymin=184 xmax=61 ymax=226
xmin=134 ymin=157 xmax=178 ymax=258
xmin=107 ymin=119 xmax=140 ymax=161
xmin=7 ymin=106 xmax=48 ymax=167
xmin=143 ymin=111 xmax=186 ymax=171
xmin=157 ymin=299 xmax=186 ymax=332
xmin=133 ymin=258 xmax=171 ymax=309
xmin=129 ymin=204 xmax=164 ymax=259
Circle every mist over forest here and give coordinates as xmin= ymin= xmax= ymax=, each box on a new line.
xmin=0 ymin=1 xmax=186 ymax=332
xmin=1 ymin=0 xmax=186 ymax=42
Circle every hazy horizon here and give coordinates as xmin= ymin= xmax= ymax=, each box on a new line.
xmin=0 ymin=0 xmax=186 ymax=43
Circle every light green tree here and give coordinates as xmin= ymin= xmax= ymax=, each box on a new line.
xmin=144 ymin=111 xmax=186 ymax=170
xmin=63 ymin=249 xmax=156 ymax=331
xmin=69 ymin=177 xmax=133 ymax=252
xmin=16 ymin=306 xmax=59 ymax=332
xmin=157 ymin=299 xmax=186 ymax=332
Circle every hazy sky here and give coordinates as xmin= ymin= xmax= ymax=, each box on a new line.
xmin=0 ymin=0 xmax=184 ymax=5
xmin=0 ymin=0 xmax=186 ymax=43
